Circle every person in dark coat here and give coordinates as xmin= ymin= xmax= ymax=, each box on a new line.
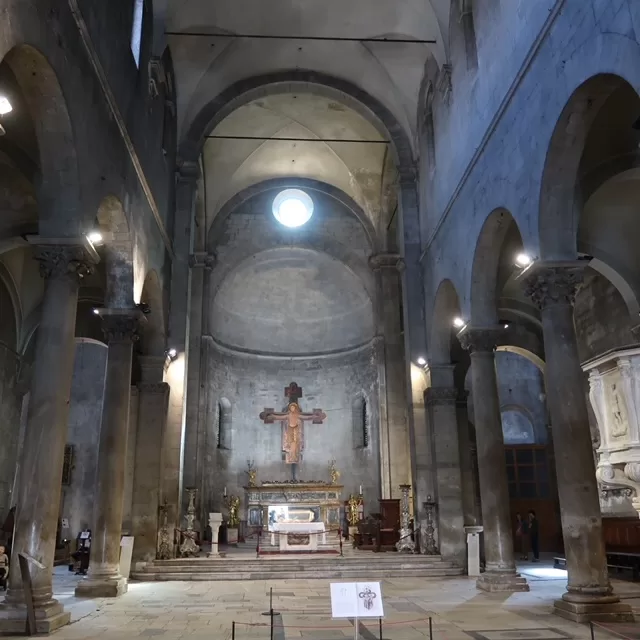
xmin=528 ymin=510 xmax=539 ymax=562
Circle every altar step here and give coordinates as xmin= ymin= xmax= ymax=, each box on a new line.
xmin=131 ymin=553 xmax=464 ymax=581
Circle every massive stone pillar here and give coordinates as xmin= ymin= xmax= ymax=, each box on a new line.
xmin=370 ymin=254 xmax=410 ymax=497
xmin=0 ymin=240 xmax=98 ymax=633
xmin=424 ymin=368 xmax=466 ymax=567
xmin=459 ymin=328 xmax=528 ymax=592
xmin=131 ymin=357 xmax=170 ymax=564
xmin=76 ymin=310 xmax=141 ymax=598
xmin=523 ymin=264 xmax=632 ymax=622
xmin=456 ymin=393 xmax=482 ymax=526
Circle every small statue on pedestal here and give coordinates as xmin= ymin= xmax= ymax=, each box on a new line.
xmin=329 ymin=459 xmax=340 ymax=485
xmin=246 ymin=460 xmax=257 ymax=487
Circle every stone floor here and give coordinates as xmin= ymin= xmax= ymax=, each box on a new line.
xmin=3 ymin=557 xmax=640 ymax=639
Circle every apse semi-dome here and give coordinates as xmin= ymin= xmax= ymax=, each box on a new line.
xmin=211 ymin=247 xmax=374 ymax=355
xmin=272 ymin=189 xmax=314 ymax=228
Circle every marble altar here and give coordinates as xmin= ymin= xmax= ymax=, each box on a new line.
xmin=272 ymin=522 xmax=326 ymax=551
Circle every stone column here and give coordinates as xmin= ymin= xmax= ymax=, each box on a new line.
xmin=76 ymin=310 xmax=141 ymax=598
xmin=523 ymin=263 xmax=631 ymax=622
xmin=0 ymin=240 xmax=98 ymax=634
xmin=131 ymin=357 xmax=170 ymax=564
xmin=424 ymin=375 xmax=466 ymax=567
xmin=458 ymin=328 xmax=528 ymax=592
xmin=456 ymin=393 xmax=482 ymax=526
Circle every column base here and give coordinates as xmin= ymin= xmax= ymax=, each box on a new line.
xmin=75 ymin=575 xmax=128 ymax=598
xmin=0 ymin=600 xmax=70 ymax=634
xmin=554 ymin=594 xmax=634 ymax=623
xmin=477 ymin=571 xmax=529 ymax=593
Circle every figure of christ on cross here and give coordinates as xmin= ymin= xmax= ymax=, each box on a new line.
xmin=259 ymin=382 xmax=327 ymax=481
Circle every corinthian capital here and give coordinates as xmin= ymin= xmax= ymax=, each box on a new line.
xmin=457 ymin=327 xmax=504 ymax=354
xmin=30 ymin=238 xmax=99 ymax=281
xmin=521 ymin=262 xmax=584 ymax=310
xmin=100 ymin=309 xmax=145 ymax=343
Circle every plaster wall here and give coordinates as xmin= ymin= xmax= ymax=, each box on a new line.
xmin=201 ymin=341 xmax=380 ymax=518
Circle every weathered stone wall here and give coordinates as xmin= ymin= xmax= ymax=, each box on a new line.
xmin=201 ymin=340 xmax=380 ymax=520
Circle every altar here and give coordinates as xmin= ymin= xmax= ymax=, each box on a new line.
xmin=245 ymin=481 xmax=343 ymax=553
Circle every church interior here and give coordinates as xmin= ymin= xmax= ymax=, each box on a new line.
xmin=1 ymin=0 xmax=640 ymax=636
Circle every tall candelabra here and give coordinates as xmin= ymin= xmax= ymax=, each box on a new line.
xmin=179 ymin=487 xmax=200 ymax=557
xmin=422 ymin=495 xmax=439 ymax=555
xmin=396 ymin=484 xmax=416 ymax=553
xmin=157 ymin=501 xmax=173 ymax=560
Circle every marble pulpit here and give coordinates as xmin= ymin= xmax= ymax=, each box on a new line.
xmin=584 ymin=347 xmax=640 ymax=515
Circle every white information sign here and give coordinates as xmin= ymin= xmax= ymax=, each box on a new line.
xmin=330 ymin=582 xmax=384 ymax=619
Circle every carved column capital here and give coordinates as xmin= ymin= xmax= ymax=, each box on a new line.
xmin=457 ymin=327 xmax=504 ymax=354
xmin=189 ymin=252 xmax=217 ymax=270
xmin=100 ymin=310 xmax=145 ymax=343
xmin=176 ymin=160 xmax=200 ymax=185
xmin=425 ymin=387 xmax=458 ymax=406
xmin=368 ymin=253 xmax=402 ymax=271
xmin=31 ymin=240 xmax=99 ymax=281
xmin=522 ymin=262 xmax=585 ymax=310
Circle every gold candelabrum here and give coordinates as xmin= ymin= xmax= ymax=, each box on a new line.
xmin=246 ymin=460 xmax=257 ymax=487
xmin=224 ymin=494 xmax=241 ymax=528
xmin=347 ymin=493 xmax=362 ymax=526
xmin=328 ymin=459 xmax=340 ymax=485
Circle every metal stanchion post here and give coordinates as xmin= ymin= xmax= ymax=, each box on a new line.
xmin=379 ymin=617 xmax=382 ymax=640
xmin=590 ymin=621 xmax=595 ymax=640
xmin=339 ymin=529 xmax=344 ymax=557
xmin=429 ymin=616 xmax=433 ymax=640
xmin=232 ymin=621 xmax=236 ymax=640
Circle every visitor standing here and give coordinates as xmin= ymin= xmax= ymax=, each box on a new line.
xmin=528 ymin=510 xmax=539 ymax=562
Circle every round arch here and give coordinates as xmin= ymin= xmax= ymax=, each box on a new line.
xmin=1 ymin=45 xmax=80 ymax=236
xmin=429 ymin=279 xmax=461 ymax=364
xmin=470 ymin=208 xmax=523 ymax=326
xmin=208 ymin=177 xmax=378 ymax=252
xmin=539 ymin=73 xmax=639 ymax=260
xmin=139 ymin=269 xmax=166 ymax=356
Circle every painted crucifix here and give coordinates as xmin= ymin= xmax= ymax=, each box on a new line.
xmin=259 ymin=382 xmax=326 ymax=481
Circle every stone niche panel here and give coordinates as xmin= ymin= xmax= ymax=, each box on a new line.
xmin=585 ymin=348 xmax=640 ymax=516
xmin=201 ymin=340 xmax=380 ymax=516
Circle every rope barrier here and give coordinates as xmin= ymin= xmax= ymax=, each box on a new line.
xmin=233 ymin=616 xmax=432 ymax=630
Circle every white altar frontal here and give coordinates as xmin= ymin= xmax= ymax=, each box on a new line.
xmin=272 ymin=522 xmax=326 ymax=552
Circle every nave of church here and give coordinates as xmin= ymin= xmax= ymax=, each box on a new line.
xmin=1 ymin=0 xmax=640 ymax=636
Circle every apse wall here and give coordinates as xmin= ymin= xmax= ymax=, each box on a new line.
xmin=202 ymin=340 xmax=381 ymax=515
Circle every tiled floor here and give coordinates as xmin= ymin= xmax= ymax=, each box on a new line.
xmin=5 ymin=558 xmax=640 ymax=639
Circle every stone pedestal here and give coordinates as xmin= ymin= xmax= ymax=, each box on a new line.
xmin=76 ymin=310 xmax=141 ymax=599
xmin=523 ymin=263 xmax=632 ymax=622
xmin=465 ymin=526 xmax=483 ymax=577
xmin=0 ymin=240 xmax=98 ymax=633
xmin=459 ymin=328 xmax=528 ymax=593
xmin=208 ymin=513 xmax=223 ymax=556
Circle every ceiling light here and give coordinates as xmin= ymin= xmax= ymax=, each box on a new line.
xmin=93 ymin=308 xmax=100 ymax=315
xmin=167 ymin=348 xmax=177 ymax=358
xmin=515 ymin=253 xmax=532 ymax=267
xmin=453 ymin=317 xmax=465 ymax=329
xmin=272 ymin=189 xmax=314 ymax=228
xmin=0 ymin=97 xmax=12 ymax=116
xmin=417 ymin=357 xmax=426 ymax=366
xmin=504 ymin=324 xmax=509 ymax=329
xmin=87 ymin=231 xmax=103 ymax=245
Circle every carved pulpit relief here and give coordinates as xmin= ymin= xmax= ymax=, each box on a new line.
xmin=259 ymin=382 xmax=327 ymax=481
xmin=584 ymin=348 xmax=640 ymax=517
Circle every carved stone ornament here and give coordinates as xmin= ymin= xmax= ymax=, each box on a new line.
xmin=34 ymin=245 xmax=97 ymax=281
xmin=457 ymin=327 xmax=503 ymax=354
xmin=101 ymin=312 xmax=143 ymax=343
xmin=523 ymin=266 xmax=584 ymax=310
xmin=425 ymin=387 xmax=458 ymax=406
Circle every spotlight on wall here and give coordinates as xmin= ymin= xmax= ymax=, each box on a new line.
xmin=87 ymin=231 xmax=103 ymax=245
xmin=0 ymin=97 xmax=12 ymax=116
xmin=504 ymin=324 xmax=509 ymax=329
xmin=452 ymin=317 xmax=465 ymax=329
xmin=515 ymin=253 xmax=532 ymax=267
xmin=166 ymin=348 xmax=178 ymax=359
xmin=92 ymin=308 xmax=100 ymax=316
xmin=416 ymin=357 xmax=427 ymax=366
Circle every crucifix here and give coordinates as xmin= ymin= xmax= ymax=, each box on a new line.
xmin=259 ymin=382 xmax=327 ymax=481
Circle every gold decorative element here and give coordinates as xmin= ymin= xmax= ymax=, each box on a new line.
xmin=329 ymin=459 xmax=340 ymax=485
xmin=246 ymin=460 xmax=257 ymax=487
xmin=225 ymin=495 xmax=240 ymax=527
xmin=347 ymin=494 xmax=361 ymax=526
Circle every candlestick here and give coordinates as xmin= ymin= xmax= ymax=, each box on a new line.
xmin=224 ymin=486 xmax=227 ymax=497
xmin=359 ymin=485 xmax=362 ymax=495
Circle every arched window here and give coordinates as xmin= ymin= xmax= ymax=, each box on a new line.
xmin=217 ymin=398 xmax=232 ymax=450
xmin=501 ymin=407 xmax=535 ymax=445
xmin=352 ymin=396 xmax=369 ymax=449
xmin=131 ymin=0 xmax=144 ymax=68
